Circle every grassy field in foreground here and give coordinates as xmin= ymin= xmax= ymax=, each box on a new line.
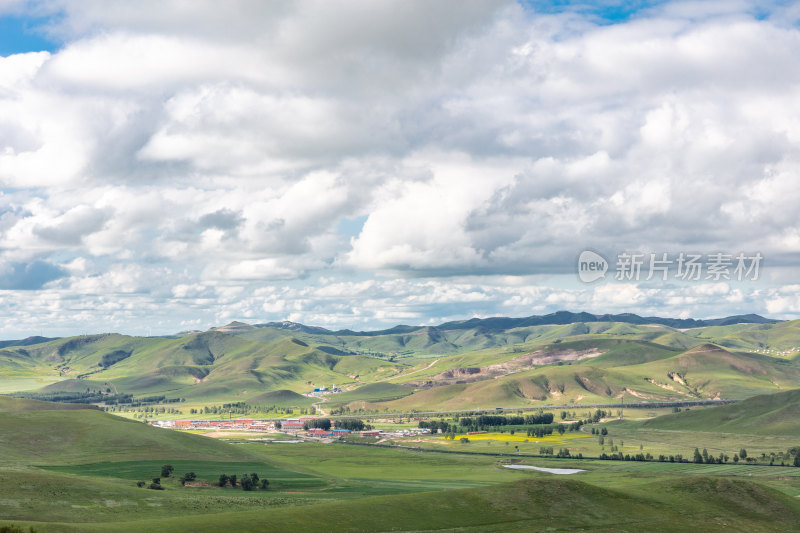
xmin=0 ymin=431 xmax=799 ymax=531
xmin=7 ymin=476 xmax=799 ymax=533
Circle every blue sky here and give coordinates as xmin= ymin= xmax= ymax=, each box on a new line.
xmin=520 ymin=0 xmax=670 ymax=21
xmin=1 ymin=1 xmax=800 ymax=337
xmin=0 ymin=14 xmax=57 ymax=55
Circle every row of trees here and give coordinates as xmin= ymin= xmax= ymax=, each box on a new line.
xmin=188 ymin=404 xmax=297 ymax=415
xmin=302 ymin=418 xmax=369 ymax=431
xmin=599 ymin=452 xmax=654 ymax=461
xmin=596 ymin=447 xmax=800 ymax=466
xmin=16 ymin=390 xmax=134 ymax=405
xmin=138 ymin=465 xmax=271 ymax=490
xmin=420 ymin=413 xmax=588 ymax=437
xmin=218 ymin=473 xmax=269 ymax=490
xmin=693 ymin=448 xmax=729 ymax=464
xmin=458 ymin=413 xmax=556 ymax=428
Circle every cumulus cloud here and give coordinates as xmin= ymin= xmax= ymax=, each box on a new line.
xmin=0 ymin=1 xmax=799 ymax=335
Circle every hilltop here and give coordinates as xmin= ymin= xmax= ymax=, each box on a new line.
xmin=248 ymin=311 xmax=776 ymax=337
xmin=0 ymin=313 xmax=797 ymax=410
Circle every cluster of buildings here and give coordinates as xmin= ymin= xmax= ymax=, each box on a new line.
xmin=150 ymin=416 xmax=431 ymax=440
xmin=151 ymin=418 xmax=275 ymax=431
xmin=303 ymin=385 xmax=342 ymax=397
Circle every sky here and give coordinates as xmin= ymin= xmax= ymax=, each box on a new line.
xmin=1 ymin=0 xmax=800 ymax=337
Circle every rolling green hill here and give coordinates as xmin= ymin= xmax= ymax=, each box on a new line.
xmin=0 ymin=396 xmax=255 ymax=464
xmin=0 ymin=330 xmax=408 ymax=403
xmin=643 ymin=388 xmax=800 ymax=435
xmin=1 ymin=315 xmax=799 ymax=410
xmin=344 ymin=343 xmax=800 ymax=411
xmin=36 ymin=476 xmax=800 ymax=533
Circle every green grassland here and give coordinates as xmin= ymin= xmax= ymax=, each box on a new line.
xmin=643 ymin=388 xmax=800 ymax=435
xmin=399 ymin=388 xmax=800 ymax=462
xmin=0 ymin=399 xmax=254 ymax=465
xmin=410 ymin=422 xmax=799 ymax=466
xmin=1 ymin=396 xmax=800 ymax=532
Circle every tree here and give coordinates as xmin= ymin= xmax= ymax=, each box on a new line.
xmin=304 ymin=418 xmax=332 ymax=431
xmin=250 ymin=472 xmax=259 ymax=484
xmin=161 ymin=464 xmax=174 ymax=478
xmin=260 ymin=478 xmax=270 ymax=490
xmin=335 ymin=419 xmax=366 ymax=431
xmin=229 ymin=474 xmax=237 ymax=487
xmin=601 ymin=427 xmax=608 ymax=436
xmin=136 ymin=481 xmax=146 ymax=488
xmin=693 ymin=448 xmax=703 ymax=463
xmin=275 ymin=420 xmax=282 ymax=429
xmin=739 ymin=448 xmax=748 ymax=459
xmin=148 ymin=478 xmax=163 ymax=490
xmin=794 ymin=454 xmax=800 ymax=467
xmin=218 ymin=474 xmax=229 ymax=487
xmin=241 ymin=474 xmax=254 ymax=491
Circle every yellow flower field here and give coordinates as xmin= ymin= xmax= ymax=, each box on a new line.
xmin=437 ymin=432 xmax=590 ymax=446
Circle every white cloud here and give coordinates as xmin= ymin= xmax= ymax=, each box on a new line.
xmin=0 ymin=1 xmax=799 ymax=335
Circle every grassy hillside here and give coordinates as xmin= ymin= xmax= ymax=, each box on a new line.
xmin=0 ymin=395 xmax=98 ymax=412
xmin=24 ymin=476 xmax=796 ymax=533
xmin=0 ymin=331 xmax=408 ymax=403
xmin=356 ymin=343 xmax=800 ymax=410
xmin=643 ymin=388 xmax=800 ymax=435
xmin=0 ymin=396 xmax=255 ymax=464
xmin=1 ymin=317 xmax=799 ymax=410
xmin=247 ymin=389 xmax=316 ymax=407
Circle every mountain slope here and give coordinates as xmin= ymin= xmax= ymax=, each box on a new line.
xmin=0 ymin=396 xmax=255 ymax=464
xmin=1 ymin=315 xmax=797 ymax=408
xmin=643 ymin=388 xmax=800 ymax=435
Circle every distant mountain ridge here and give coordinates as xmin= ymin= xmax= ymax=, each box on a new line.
xmin=252 ymin=311 xmax=776 ymax=337
xmin=0 ymin=312 xmax=777 ymax=347
xmin=0 ymin=336 xmax=60 ymax=349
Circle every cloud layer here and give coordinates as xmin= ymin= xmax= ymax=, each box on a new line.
xmin=1 ymin=0 xmax=799 ymax=336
